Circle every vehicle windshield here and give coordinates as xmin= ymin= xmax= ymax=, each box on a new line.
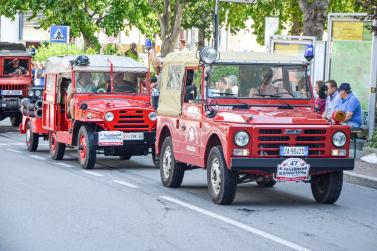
xmin=207 ymin=64 xmax=310 ymax=99
xmin=74 ymin=71 xmax=147 ymax=94
xmin=3 ymin=59 xmax=29 ymax=75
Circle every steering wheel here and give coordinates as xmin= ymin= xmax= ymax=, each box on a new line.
xmin=97 ymin=88 xmax=106 ymax=93
xmin=272 ymin=79 xmax=284 ymax=85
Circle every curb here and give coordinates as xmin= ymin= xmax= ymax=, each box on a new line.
xmin=344 ymin=171 xmax=377 ymax=190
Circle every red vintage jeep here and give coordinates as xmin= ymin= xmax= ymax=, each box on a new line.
xmin=155 ymin=48 xmax=354 ymax=205
xmin=20 ymin=55 xmax=157 ymax=169
xmin=0 ymin=42 xmax=32 ymax=126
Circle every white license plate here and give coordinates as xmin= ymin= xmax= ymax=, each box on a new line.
xmin=280 ymin=146 xmax=308 ymax=157
xmin=275 ymin=158 xmax=310 ymax=182
xmin=123 ymin=132 xmax=144 ymax=140
xmin=98 ymin=131 xmax=124 ymax=146
xmin=1 ymin=90 xmax=22 ymax=96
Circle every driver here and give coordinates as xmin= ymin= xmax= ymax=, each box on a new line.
xmin=258 ymin=72 xmax=290 ymax=97
xmin=67 ymin=72 xmax=96 ymax=119
xmin=6 ymin=59 xmax=28 ymax=75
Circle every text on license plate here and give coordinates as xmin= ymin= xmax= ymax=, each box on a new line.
xmin=123 ymin=133 xmax=144 ymax=140
xmin=1 ymin=90 xmax=23 ymax=96
xmin=98 ymin=131 xmax=123 ymax=146
xmin=280 ymin=146 xmax=308 ymax=156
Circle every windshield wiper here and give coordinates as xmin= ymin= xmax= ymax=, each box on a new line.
xmin=254 ymin=93 xmax=282 ymax=98
xmin=278 ymin=102 xmax=294 ymax=109
xmin=211 ymin=91 xmax=236 ymax=96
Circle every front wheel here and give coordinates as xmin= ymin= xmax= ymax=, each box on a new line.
xmin=49 ymin=131 xmax=65 ymax=160
xmin=26 ymin=120 xmax=39 ymax=152
xmin=10 ymin=115 xmax=22 ymax=127
xmin=311 ymin=171 xmax=343 ymax=204
xmin=77 ymin=125 xmax=96 ymax=169
xmin=207 ymin=146 xmax=237 ymax=205
xmin=160 ymin=136 xmax=185 ymax=187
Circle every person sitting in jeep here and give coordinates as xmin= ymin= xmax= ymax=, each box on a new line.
xmin=6 ymin=59 xmax=28 ymax=75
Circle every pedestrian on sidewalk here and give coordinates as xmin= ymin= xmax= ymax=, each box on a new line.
xmin=323 ymin=80 xmax=340 ymax=120
xmin=335 ymin=83 xmax=362 ymax=128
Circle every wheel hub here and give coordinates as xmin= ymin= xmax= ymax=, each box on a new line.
xmin=26 ymin=128 xmax=31 ymax=142
xmin=79 ymin=135 xmax=87 ymax=160
xmin=211 ymin=158 xmax=221 ymax=195
xmin=162 ymin=146 xmax=172 ymax=178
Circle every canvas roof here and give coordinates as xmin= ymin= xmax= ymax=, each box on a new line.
xmin=163 ymin=51 xmax=308 ymax=66
xmin=0 ymin=42 xmax=30 ymax=57
xmin=45 ymin=55 xmax=147 ymax=74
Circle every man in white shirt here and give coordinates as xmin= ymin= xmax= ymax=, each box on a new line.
xmin=323 ymin=80 xmax=340 ymax=120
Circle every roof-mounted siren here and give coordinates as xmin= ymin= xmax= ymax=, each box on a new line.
xmin=145 ymin=38 xmax=152 ymax=52
xmin=304 ymin=44 xmax=314 ymax=62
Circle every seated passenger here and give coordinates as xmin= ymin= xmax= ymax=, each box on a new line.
xmin=335 ymin=83 xmax=362 ymax=128
xmin=113 ymin=73 xmax=136 ymax=93
xmin=6 ymin=59 xmax=28 ymax=75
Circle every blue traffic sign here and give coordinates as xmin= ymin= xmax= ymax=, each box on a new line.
xmin=50 ymin=25 xmax=70 ymax=43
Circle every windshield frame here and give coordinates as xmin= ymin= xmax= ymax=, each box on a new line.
xmin=206 ymin=62 xmax=312 ymax=101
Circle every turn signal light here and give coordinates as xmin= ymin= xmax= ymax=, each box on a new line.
xmin=331 ymin=149 xmax=347 ymax=156
xmin=233 ymin=149 xmax=250 ymax=156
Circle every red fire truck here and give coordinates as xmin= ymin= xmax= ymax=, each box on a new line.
xmin=155 ymin=47 xmax=354 ymax=205
xmin=0 ymin=42 xmax=32 ymax=126
xmin=20 ymin=55 xmax=156 ymax=169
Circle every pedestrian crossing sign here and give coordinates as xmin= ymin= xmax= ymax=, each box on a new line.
xmin=50 ymin=25 xmax=70 ymax=43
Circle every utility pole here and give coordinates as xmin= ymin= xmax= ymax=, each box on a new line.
xmin=368 ymin=18 xmax=377 ymax=138
xmin=214 ymin=0 xmax=220 ymax=50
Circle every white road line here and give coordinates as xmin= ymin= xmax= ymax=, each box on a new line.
xmin=56 ymin=163 xmax=74 ymax=168
xmin=29 ymin=155 xmax=46 ymax=160
xmin=113 ymin=180 xmax=139 ymax=188
xmin=0 ymin=143 xmax=49 ymax=146
xmin=159 ymin=196 xmax=310 ymax=251
xmin=82 ymin=170 xmax=104 ymax=177
xmin=6 ymin=148 xmax=22 ymax=153
xmin=344 ymin=171 xmax=377 ymax=182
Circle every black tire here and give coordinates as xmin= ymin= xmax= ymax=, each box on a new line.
xmin=311 ymin=171 xmax=343 ymax=204
xmin=77 ymin=125 xmax=96 ymax=169
xmin=256 ymin=178 xmax=276 ymax=188
xmin=26 ymin=120 xmax=39 ymax=152
xmin=160 ymin=136 xmax=185 ymax=188
xmin=49 ymin=131 xmax=65 ymax=160
xmin=207 ymin=146 xmax=237 ymax=205
xmin=10 ymin=115 xmax=22 ymax=127
xmin=119 ymin=154 xmax=132 ymax=160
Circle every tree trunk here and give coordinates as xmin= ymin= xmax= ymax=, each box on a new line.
xmin=198 ymin=27 xmax=206 ymax=50
xmin=299 ymin=0 xmax=330 ymax=40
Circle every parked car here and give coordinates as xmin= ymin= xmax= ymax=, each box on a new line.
xmin=20 ymin=55 xmax=157 ymax=169
xmin=155 ymin=47 xmax=355 ymax=205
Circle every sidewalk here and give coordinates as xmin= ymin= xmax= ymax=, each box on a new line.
xmin=344 ymin=159 xmax=377 ymax=189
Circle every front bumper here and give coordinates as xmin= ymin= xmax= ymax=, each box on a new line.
xmin=231 ymin=158 xmax=355 ymax=173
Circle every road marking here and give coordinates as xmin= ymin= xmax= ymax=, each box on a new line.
xmin=29 ymin=155 xmax=46 ymax=160
xmin=82 ymin=170 xmax=104 ymax=177
xmin=159 ymin=196 xmax=310 ymax=251
xmin=56 ymin=163 xmax=74 ymax=168
xmin=113 ymin=180 xmax=139 ymax=188
xmin=345 ymin=171 xmax=377 ymax=182
xmin=0 ymin=143 xmax=48 ymax=146
xmin=6 ymin=148 xmax=22 ymax=153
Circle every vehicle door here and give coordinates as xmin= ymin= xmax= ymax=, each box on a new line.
xmin=177 ymin=67 xmax=203 ymax=165
xmin=42 ymin=74 xmax=57 ymax=130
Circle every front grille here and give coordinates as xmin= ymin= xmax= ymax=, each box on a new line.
xmin=256 ymin=128 xmax=327 ymax=157
xmin=114 ymin=110 xmax=151 ymax=131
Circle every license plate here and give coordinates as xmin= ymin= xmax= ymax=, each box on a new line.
xmin=275 ymin=158 xmax=310 ymax=182
xmin=123 ymin=132 xmax=144 ymax=140
xmin=280 ymin=146 xmax=308 ymax=157
xmin=98 ymin=131 xmax=124 ymax=146
xmin=1 ymin=90 xmax=22 ymax=96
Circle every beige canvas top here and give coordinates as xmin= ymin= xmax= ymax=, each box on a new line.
xmin=45 ymin=55 xmax=147 ymax=74
xmin=158 ymin=51 xmax=309 ymax=116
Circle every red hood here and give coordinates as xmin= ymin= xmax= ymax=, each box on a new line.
xmin=213 ymin=107 xmax=328 ymax=125
xmin=76 ymin=97 xmax=152 ymax=112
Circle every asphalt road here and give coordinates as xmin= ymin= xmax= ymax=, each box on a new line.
xmin=1 ymin=119 xmax=377 ymax=251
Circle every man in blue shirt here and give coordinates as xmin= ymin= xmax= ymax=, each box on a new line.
xmin=335 ymin=83 xmax=362 ymax=128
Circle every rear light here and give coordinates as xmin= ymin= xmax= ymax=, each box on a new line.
xmin=331 ymin=149 xmax=347 ymax=156
xmin=233 ymin=149 xmax=250 ymax=156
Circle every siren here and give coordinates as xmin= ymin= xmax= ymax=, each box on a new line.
xmin=304 ymin=44 xmax=314 ymax=62
xmin=332 ymin=110 xmax=346 ymax=124
xmin=145 ymin=38 xmax=152 ymax=51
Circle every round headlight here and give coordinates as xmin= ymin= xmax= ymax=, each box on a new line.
xmin=148 ymin=112 xmax=157 ymax=121
xmin=234 ymin=131 xmax=249 ymax=147
xmin=35 ymin=90 xmax=41 ymax=97
xmin=332 ymin=131 xmax=346 ymax=147
xmin=200 ymin=47 xmax=218 ymax=64
xmin=28 ymin=90 xmax=34 ymax=97
xmin=105 ymin=112 xmax=114 ymax=122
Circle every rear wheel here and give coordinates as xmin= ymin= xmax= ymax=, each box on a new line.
xmin=207 ymin=146 xmax=237 ymax=205
xmin=10 ymin=115 xmax=22 ymax=127
xmin=160 ymin=137 xmax=185 ymax=187
xmin=26 ymin=120 xmax=39 ymax=152
xmin=311 ymin=171 xmax=343 ymax=204
xmin=49 ymin=131 xmax=65 ymax=160
xmin=77 ymin=125 xmax=96 ymax=169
